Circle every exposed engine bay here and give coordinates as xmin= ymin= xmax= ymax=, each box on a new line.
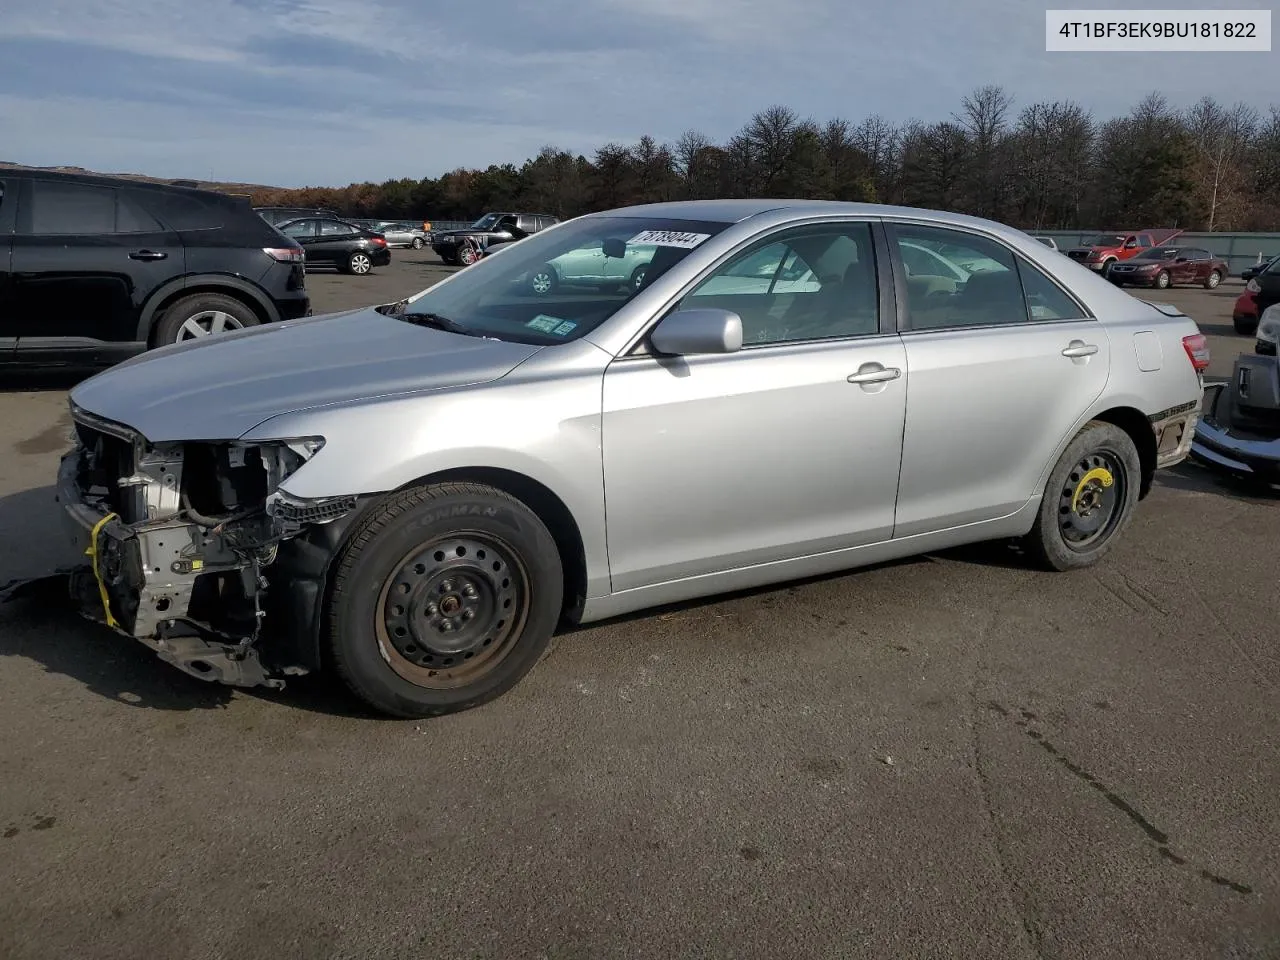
xmin=58 ymin=404 xmax=359 ymax=689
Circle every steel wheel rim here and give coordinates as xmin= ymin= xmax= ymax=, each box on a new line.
xmin=1058 ymin=450 xmax=1126 ymax=551
xmin=177 ymin=309 xmax=245 ymax=341
xmin=531 ymin=270 xmax=553 ymax=294
xmin=375 ymin=532 xmax=530 ymax=690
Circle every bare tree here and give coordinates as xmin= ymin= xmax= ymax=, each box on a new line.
xmin=1185 ymin=97 xmax=1259 ymax=231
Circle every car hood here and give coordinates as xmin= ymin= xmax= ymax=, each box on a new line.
xmin=69 ymin=307 xmax=542 ymax=442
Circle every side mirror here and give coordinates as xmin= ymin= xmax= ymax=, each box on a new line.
xmin=650 ymin=308 xmax=743 ymax=356
xmin=602 ymin=237 xmax=626 ymax=259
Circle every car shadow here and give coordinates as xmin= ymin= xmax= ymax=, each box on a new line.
xmin=0 ymin=367 xmax=100 ymax=394
xmin=1155 ymin=460 xmax=1280 ymax=503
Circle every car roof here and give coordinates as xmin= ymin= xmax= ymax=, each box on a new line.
xmin=3 ymin=167 xmax=238 ymax=203
xmin=583 ymin=199 xmax=1044 ymax=236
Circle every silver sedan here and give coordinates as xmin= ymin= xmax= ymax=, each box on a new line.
xmin=56 ymin=200 xmax=1206 ymax=717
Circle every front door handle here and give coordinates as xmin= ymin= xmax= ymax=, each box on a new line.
xmin=129 ymin=250 xmax=168 ymax=261
xmin=1062 ymin=341 xmax=1099 ymax=358
xmin=847 ymin=365 xmax=902 ymax=384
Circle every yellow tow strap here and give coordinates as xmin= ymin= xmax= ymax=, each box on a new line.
xmin=85 ymin=512 xmax=120 ymax=629
xmin=1071 ymin=468 xmax=1114 ymax=513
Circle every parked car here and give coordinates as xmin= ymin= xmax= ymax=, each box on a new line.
xmin=1234 ymin=288 xmax=1259 ymax=335
xmin=1107 ymin=246 xmax=1228 ymax=290
xmin=1032 ymin=236 xmax=1059 ymax=251
xmin=276 ymin=217 xmax=392 ymax=275
xmin=255 ymin=205 xmax=340 ymax=227
xmin=1065 ymin=229 xmax=1183 ymax=274
xmin=431 ymin=212 xmax=559 ymax=265
xmin=56 ymin=199 xmax=1206 ymax=718
xmin=0 ymin=170 xmax=309 ymax=366
xmin=1244 ymin=255 xmax=1280 ymax=335
xmin=1241 ymin=253 xmax=1280 ymax=282
xmin=375 ymin=222 xmax=430 ymax=249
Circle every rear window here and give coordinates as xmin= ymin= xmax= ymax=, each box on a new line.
xmin=138 ymin=190 xmax=226 ymax=230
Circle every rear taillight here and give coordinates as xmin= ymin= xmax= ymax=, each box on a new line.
xmin=264 ymin=246 xmax=305 ymax=263
xmin=370 ymin=237 xmax=387 ymax=247
xmin=1182 ymin=333 xmax=1210 ymax=373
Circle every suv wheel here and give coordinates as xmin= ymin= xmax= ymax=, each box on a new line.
xmin=325 ymin=482 xmax=563 ymax=718
xmin=154 ymin=292 xmax=259 ymax=345
xmin=348 ymin=252 xmax=374 ymax=275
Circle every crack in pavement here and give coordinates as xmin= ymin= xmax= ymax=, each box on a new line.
xmin=987 ymin=701 xmax=1254 ymax=897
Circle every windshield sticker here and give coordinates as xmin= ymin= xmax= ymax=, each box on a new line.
xmin=526 ymin=315 xmax=562 ymax=333
xmin=627 ymin=230 xmax=711 ymax=249
xmin=552 ymin=320 xmax=577 ymax=336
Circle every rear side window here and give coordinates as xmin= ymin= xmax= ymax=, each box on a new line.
xmin=140 ymin=190 xmax=223 ymax=230
xmin=319 ymin=220 xmax=352 ymax=236
xmin=892 ymin=224 xmax=1086 ymax=330
xmin=281 ymin=220 xmax=317 ymax=238
xmin=26 ymin=181 xmax=117 ymax=234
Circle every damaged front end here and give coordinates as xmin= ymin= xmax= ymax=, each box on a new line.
xmin=57 ymin=403 xmax=358 ymax=689
xmin=1190 ymin=356 xmax=1280 ymax=482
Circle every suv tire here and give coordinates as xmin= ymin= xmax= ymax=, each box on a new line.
xmin=153 ymin=292 xmax=260 ymax=345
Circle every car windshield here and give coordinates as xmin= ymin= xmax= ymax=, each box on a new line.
xmin=471 ymin=214 xmax=502 ymax=229
xmin=1133 ymin=248 xmax=1179 ymax=260
xmin=1088 ymin=235 xmax=1125 ymax=246
xmin=399 ymin=215 xmax=732 ymax=344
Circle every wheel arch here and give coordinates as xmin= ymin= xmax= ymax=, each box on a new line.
xmin=137 ymin=275 xmax=279 ymax=343
xmin=1091 ymin=405 xmax=1158 ymax=499
xmin=395 ymin=466 xmax=589 ymax=624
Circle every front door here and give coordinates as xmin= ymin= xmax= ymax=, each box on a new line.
xmin=601 ymin=220 xmax=907 ymax=592
xmin=885 ymin=221 xmax=1111 ymax=537
xmin=10 ymin=178 xmax=185 ymax=345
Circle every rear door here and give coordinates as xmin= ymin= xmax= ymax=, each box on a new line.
xmin=886 ymin=221 xmax=1111 ymax=537
xmin=312 ymin=219 xmax=360 ymax=264
xmin=10 ymin=178 xmax=184 ymax=347
xmin=0 ymin=178 xmax=14 ymax=357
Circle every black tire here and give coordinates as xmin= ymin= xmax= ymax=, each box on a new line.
xmin=412 ymin=237 xmax=425 ymax=249
xmin=1100 ymin=258 xmax=1116 ymax=277
xmin=325 ymin=482 xmax=563 ymax=718
xmin=530 ymin=264 xmax=558 ymax=295
xmin=348 ymin=251 xmax=374 ymax=275
xmin=1204 ymin=269 xmax=1222 ymax=290
xmin=629 ymin=264 xmax=648 ymax=292
xmin=1155 ymin=270 xmax=1170 ymax=289
xmin=153 ymin=292 xmax=260 ymax=346
xmin=1233 ymin=315 xmax=1258 ymax=336
xmin=1022 ymin=421 xmax=1141 ymax=572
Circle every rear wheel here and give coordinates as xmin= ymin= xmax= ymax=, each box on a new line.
xmin=325 ymin=482 xmax=563 ymax=718
xmin=1205 ymin=270 xmax=1222 ymax=289
xmin=530 ymin=265 xmax=558 ymax=295
xmin=1022 ymin=421 xmax=1141 ymax=571
xmin=348 ymin=252 xmax=373 ymax=275
xmin=153 ymin=292 xmax=259 ymax=345
xmin=412 ymin=237 xmax=425 ymax=249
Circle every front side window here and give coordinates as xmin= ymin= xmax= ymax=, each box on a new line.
xmin=681 ymin=223 xmax=879 ymax=345
xmin=472 ymin=214 xmax=501 ymax=230
xmin=397 ymin=215 xmax=732 ymax=345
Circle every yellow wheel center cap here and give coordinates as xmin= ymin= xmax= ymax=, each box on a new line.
xmin=1072 ymin=467 xmax=1114 ymax=513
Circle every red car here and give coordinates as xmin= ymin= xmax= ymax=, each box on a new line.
xmin=1233 ymin=288 xmax=1259 ymax=335
xmin=1107 ymin=245 xmax=1229 ymax=290
xmin=1065 ymin=228 xmax=1183 ymax=273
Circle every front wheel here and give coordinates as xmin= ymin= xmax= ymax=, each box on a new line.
xmin=458 ymin=245 xmax=479 ymax=266
xmin=628 ymin=264 xmax=649 ymax=292
xmin=1205 ymin=270 xmax=1222 ymax=289
xmin=412 ymin=237 xmax=425 ymax=249
xmin=348 ymin=251 xmax=374 ymax=275
xmin=1022 ymin=421 xmax=1141 ymax=571
xmin=530 ymin=265 xmax=558 ymax=295
xmin=325 ymin=482 xmax=564 ymax=718
xmin=1155 ymin=270 xmax=1170 ymax=289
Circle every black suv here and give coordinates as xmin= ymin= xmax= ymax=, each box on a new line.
xmin=431 ymin=212 xmax=558 ymax=265
xmin=0 ymin=171 xmax=310 ymax=366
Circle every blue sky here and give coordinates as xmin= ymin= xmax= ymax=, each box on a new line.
xmin=0 ymin=0 xmax=1273 ymax=187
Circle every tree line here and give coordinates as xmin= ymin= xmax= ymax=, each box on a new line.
xmin=249 ymin=87 xmax=1280 ymax=232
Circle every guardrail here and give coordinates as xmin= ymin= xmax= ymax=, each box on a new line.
xmin=1031 ymin=230 xmax=1280 ymax=275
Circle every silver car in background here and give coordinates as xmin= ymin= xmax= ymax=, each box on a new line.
xmin=375 ymin=222 xmax=429 ymax=249
xmin=56 ymin=200 xmax=1207 ymax=718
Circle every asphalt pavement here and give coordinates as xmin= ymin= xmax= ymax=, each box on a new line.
xmin=1 ymin=253 xmax=1277 ymax=959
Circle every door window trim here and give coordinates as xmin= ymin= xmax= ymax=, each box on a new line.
xmin=883 ymin=219 xmax=1095 ymax=335
xmin=618 ymin=216 xmax=900 ymax=359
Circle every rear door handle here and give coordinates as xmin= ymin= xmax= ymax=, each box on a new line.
xmin=1062 ymin=341 xmax=1099 ymax=358
xmin=847 ymin=365 xmax=902 ymax=384
xmin=129 ymin=250 xmax=168 ymax=261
